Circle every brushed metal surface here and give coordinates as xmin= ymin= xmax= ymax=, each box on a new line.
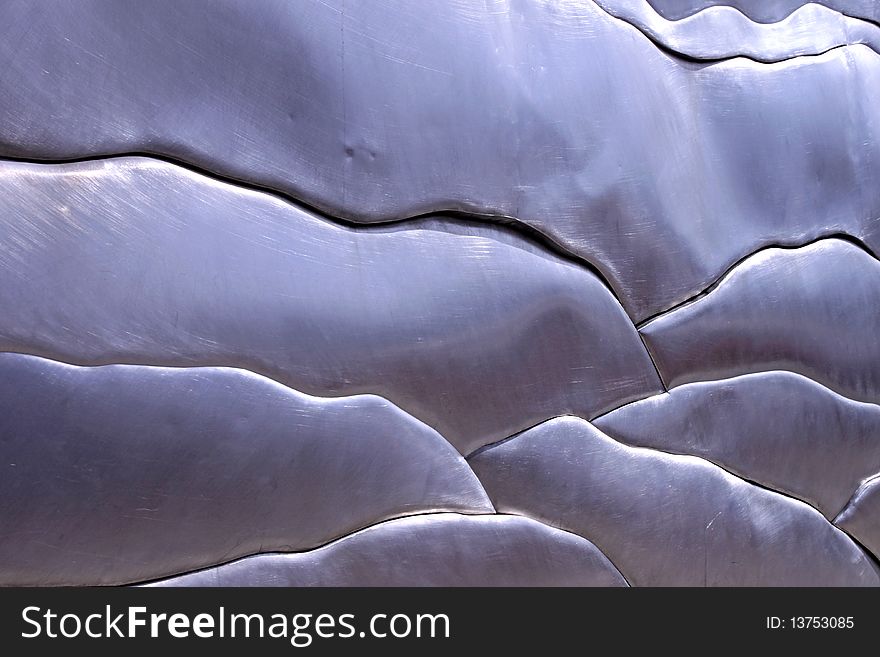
xmin=469 ymin=417 xmax=880 ymax=586
xmin=596 ymin=0 xmax=880 ymax=61
xmin=2 ymin=0 xmax=879 ymax=321
xmin=1 ymin=0 xmax=878 ymax=588
xmin=0 ymin=352 xmax=494 ymax=586
xmin=647 ymin=0 xmax=880 ymax=23
xmin=641 ymin=239 xmax=880 ymax=402
xmin=0 ymin=158 xmax=661 ymax=455
xmin=595 ymin=371 xmax=880 ymax=519
xmin=836 ymin=476 xmax=880 ymax=560
xmin=146 ymin=514 xmax=629 ymax=587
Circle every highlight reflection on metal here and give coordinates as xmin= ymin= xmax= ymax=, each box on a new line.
xmin=469 ymin=417 xmax=880 ymax=587
xmin=0 ymin=0 xmax=878 ymax=587
xmin=0 ymin=158 xmax=661 ymax=455
xmin=595 ymin=372 xmax=880 ymax=519
xmin=640 ymin=239 xmax=880 ymax=402
xmin=836 ymin=477 xmax=880 ymax=560
xmin=146 ymin=515 xmax=629 ymax=587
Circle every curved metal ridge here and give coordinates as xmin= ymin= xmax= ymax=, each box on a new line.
xmin=835 ymin=475 xmax=880 ymax=560
xmin=469 ymin=409 xmax=836 ymax=520
xmin=0 ymin=152 xmax=625 ymax=309
xmin=13 ymin=151 xmax=865 ymax=338
xmin=468 ymin=399 xmax=880 ymax=567
xmin=469 ymin=416 xmax=880 ymax=586
xmin=647 ymin=1 xmax=880 ymax=24
xmin=21 ymin=155 xmax=877 ymax=335
xmin=0 ymin=348 xmax=476 ymax=452
xmin=839 ymin=473 xmax=880 ymax=515
xmin=3 ymin=1 xmax=880 ymax=322
xmin=12 ymin=350 xmax=868 ymax=531
xmin=594 ymin=371 xmax=880 ymax=519
xmin=0 ymin=157 xmax=662 ymax=455
xmin=0 ymin=352 xmax=495 ymax=586
xmin=640 ymin=239 xmax=880 ymax=403
xmin=636 ymin=232 xmax=880 ymax=328
xmin=141 ymin=514 xmax=629 ymax=587
xmin=593 ymin=0 xmax=880 ymax=62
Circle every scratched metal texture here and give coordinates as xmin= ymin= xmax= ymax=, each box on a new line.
xmin=3 ymin=0 xmax=880 ymax=322
xmin=0 ymin=158 xmax=661 ymax=455
xmin=0 ymin=0 xmax=878 ymax=586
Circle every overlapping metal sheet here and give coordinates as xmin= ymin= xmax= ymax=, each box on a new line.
xmin=0 ymin=0 xmax=877 ymax=586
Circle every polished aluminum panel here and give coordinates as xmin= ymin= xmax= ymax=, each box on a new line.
xmin=836 ymin=476 xmax=880 ymax=560
xmin=641 ymin=239 xmax=880 ymax=402
xmin=595 ymin=372 xmax=880 ymax=519
xmin=146 ymin=514 xmax=628 ymax=587
xmin=470 ymin=417 xmax=879 ymax=586
xmin=647 ymin=0 xmax=880 ymax=23
xmin=596 ymin=1 xmax=880 ymax=61
xmin=0 ymin=352 xmax=495 ymax=586
xmin=2 ymin=1 xmax=879 ymax=320
xmin=0 ymin=158 xmax=661 ymax=455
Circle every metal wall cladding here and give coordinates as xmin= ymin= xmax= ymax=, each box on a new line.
xmin=0 ymin=1 xmax=878 ymax=586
